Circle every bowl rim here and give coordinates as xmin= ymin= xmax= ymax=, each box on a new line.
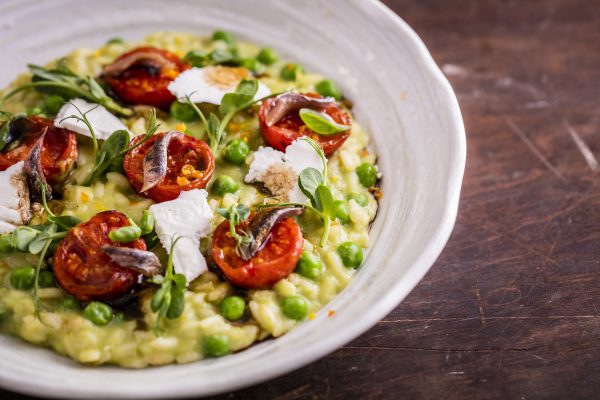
xmin=0 ymin=0 xmax=466 ymax=398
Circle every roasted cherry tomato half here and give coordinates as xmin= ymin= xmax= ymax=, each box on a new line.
xmin=53 ymin=211 xmax=146 ymax=302
xmin=0 ymin=116 xmax=77 ymax=184
xmin=103 ymin=47 xmax=189 ymax=109
xmin=259 ymin=93 xmax=351 ymax=156
xmin=123 ymin=132 xmax=215 ymax=203
xmin=211 ymin=214 xmax=303 ymax=289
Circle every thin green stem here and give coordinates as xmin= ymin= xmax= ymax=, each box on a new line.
xmin=320 ymin=216 xmax=331 ymax=247
xmin=40 ymin=185 xmax=55 ymax=217
xmin=33 ymin=240 xmax=52 ymax=317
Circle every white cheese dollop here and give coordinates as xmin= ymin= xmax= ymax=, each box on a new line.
xmin=245 ymin=139 xmax=327 ymax=203
xmin=0 ymin=161 xmax=30 ymax=234
xmin=54 ymin=98 xmax=130 ymax=140
xmin=167 ymin=66 xmax=271 ymax=105
xmin=149 ymin=189 xmax=213 ymax=283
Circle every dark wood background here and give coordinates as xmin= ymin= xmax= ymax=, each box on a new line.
xmin=3 ymin=0 xmax=600 ymax=399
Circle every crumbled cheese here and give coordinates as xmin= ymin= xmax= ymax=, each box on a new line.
xmin=245 ymin=139 xmax=327 ymax=203
xmin=54 ymin=98 xmax=130 ymax=140
xmin=149 ymin=189 xmax=213 ymax=283
xmin=167 ymin=66 xmax=271 ymax=105
xmin=0 ymin=161 xmax=31 ymax=234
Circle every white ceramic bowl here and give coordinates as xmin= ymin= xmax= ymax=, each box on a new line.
xmin=0 ymin=0 xmax=465 ymax=398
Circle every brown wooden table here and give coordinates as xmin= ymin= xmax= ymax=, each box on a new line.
xmin=3 ymin=0 xmax=599 ymax=399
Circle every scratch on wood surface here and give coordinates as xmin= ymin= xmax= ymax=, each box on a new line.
xmin=497 ymin=77 xmax=547 ymax=99
xmin=563 ymin=119 xmax=599 ymax=172
xmin=506 ymin=118 xmax=567 ymax=183
xmin=522 ymin=100 xmax=551 ymax=109
xmin=341 ymin=346 xmax=529 ymax=353
xmin=474 ymin=289 xmax=486 ymax=325
xmin=378 ymin=315 xmax=600 ymax=323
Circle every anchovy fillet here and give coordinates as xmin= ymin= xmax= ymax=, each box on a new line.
xmin=238 ymin=206 xmax=304 ymax=261
xmin=141 ymin=131 xmax=183 ymax=192
xmin=265 ymin=93 xmax=336 ymax=127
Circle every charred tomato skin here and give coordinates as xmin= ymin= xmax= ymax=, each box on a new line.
xmin=211 ymin=215 xmax=303 ymax=289
xmin=104 ymin=46 xmax=189 ymax=109
xmin=0 ymin=116 xmax=77 ymax=184
xmin=123 ymin=132 xmax=215 ymax=203
xmin=258 ymin=93 xmax=351 ymax=156
xmin=53 ymin=211 xmax=146 ymax=302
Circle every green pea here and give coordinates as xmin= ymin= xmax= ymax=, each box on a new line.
xmin=219 ymin=296 xmax=245 ymax=321
xmin=211 ymin=30 xmax=236 ymax=46
xmin=256 ymin=47 xmax=279 ymax=65
xmin=169 ymin=101 xmax=197 ymax=123
xmin=337 ymin=242 xmax=363 ymax=269
xmin=108 ymin=226 xmax=142 ymax=243
xmin=61 ymin=295 xmax=80 ymax=311
xmin=84 ymin=302 xmax=113 ymax=326
xmin=212 ymin=175 xmax=239 ymax=196
xmin=280 ymin=64 xmax=304 ymax=81
xmin=140 ymin=210 xmax=155 ymax=235
xmin=281 ymin=295 xmax=309 ymax=320
xmin=203 ymin=334 xmax=230 ymax=357
xmin=106 ymin=37 xmax=124 ymax=45
xmin=356 ymin=163 xmax=378 ymax=188
xmin=347 ymin=193 xmax=369 ymax=207
xmin=240 ymin=59 xmax=266 ymax=75
xmin=43 ymin=95 xmax=65 ymax=116
xmin=295 ymin=251 xmax=323 ymax=281
xmin=333 ymin=200 xmax=350 ymax=224
xmin=316 ymin=79 xmax=342 ymax=100
xmin=10 ymin=267 xmax=36 ymax=290
xmin=222 ymin=138 xmax=250 ymax=165
xmin=0 ymin=234 xmax=14 ymax=253
xmin=39 ymin=270 xmax=56 ymax=288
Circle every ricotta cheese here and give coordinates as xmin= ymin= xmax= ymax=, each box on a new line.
xmin=148 ymin=189 xmax=213 ymax=283
xmin=54 ymin=98 xmax=130 ymax=140
xmin=167 ymin=66 xmax=271 ymax=105
xmin=0 ymin=161 xmax=31 ymax=234
xmin=245 ymin=139 xmax=327 ymax=203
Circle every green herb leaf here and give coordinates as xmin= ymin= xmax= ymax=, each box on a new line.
xmin=47 ymin=215 xmax=82 ymax=231
xmin=172 ymin=273 xmax=187 ymax=290
xmin=87 ymin=76 xmax=107 ymax=99
xmin=151 ymin=281 xmax=170 ymax=312
xmin=1 ymin=65 xmax=131 ymax=117
xmin=0 ymin=113 xmax=26 ymax=152
xmin=13 ymin=227 xmax=40 ymax=252
xmin=166 ymin=286 xmax=185 ymax=319
xmin=298 ymin=168 xmax=323 ymax=206
xmin=314 ymin=185 xmax=335 ymax=217
xmin=299 ymin=108 xmax=351 ymax=135
xmin=219 ymin=79 xmax=258 ymax=115
xmin=83 ymin=129 xmax=130 ymax=185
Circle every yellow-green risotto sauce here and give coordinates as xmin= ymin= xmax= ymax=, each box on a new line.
xmin=0 ymin=32 xmax=379 ymax=367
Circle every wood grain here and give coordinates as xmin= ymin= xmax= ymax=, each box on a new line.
xmin=2 ymin=0 xmax=600 ymax=399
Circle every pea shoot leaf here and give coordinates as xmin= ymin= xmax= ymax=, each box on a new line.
xmin=2 ymin=64 xmax=132 ymax=117
xmin=298 ymin=167 xmax=323 ymax=206
xmin=299 ymin=108 xmax=351 ymax=135
xmin=219 ymin=79 xmax=258 ymax=115
xmin=314 ymin=185 xmax=335 ymax=217
xmin=85 ymin=129 xmax=130 ymax=185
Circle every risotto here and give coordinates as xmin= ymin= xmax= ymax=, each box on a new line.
xmin=0 ymin=31 xmax=380 ymax=367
